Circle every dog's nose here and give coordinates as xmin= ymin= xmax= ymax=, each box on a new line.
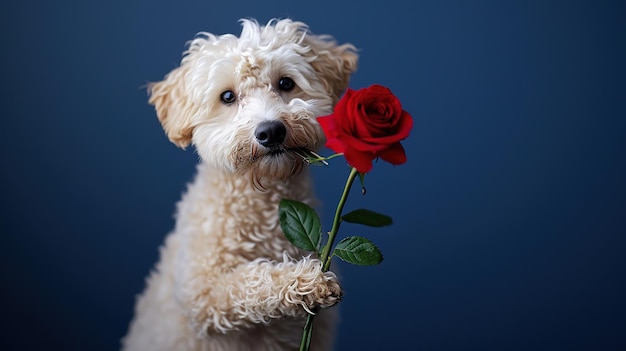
xmin=255 ymin=120 xmax=287 ymax=147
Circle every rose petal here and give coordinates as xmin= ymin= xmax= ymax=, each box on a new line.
xmin=332 ymin=89 xmax=354 ymax=130
xmin=317 ymin=115 xmax=345 ymax=153
xmin=360 ymin=110 xmax=413 ymax=144
xmin=344 ymin=147 xmax=375 ymax=173
xmin=325 ymin=137 xmax=345 ymax=154
xmin=341 ymin=134 xmax=393 ymax=152
xmin=317 ymin=115 xmax=336 ymax=137
xmin=378 ymin=142 xmax=407 ymax=165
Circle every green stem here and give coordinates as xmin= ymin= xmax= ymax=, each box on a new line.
xmin=320 ymin=167 xmax=359 ymax=271
xmin=324 ymin=153 xmax=345 ymax=161
xmin=299 ymin=312 xmax=315 ymax=351
xmin=307 ymin=152 xmax=344 ymax=166
xmin=298 ymin=167 xmax=359 ymax=351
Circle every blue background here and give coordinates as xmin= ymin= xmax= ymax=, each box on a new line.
xmin=1 ymin=1 xmax=624 ymax=350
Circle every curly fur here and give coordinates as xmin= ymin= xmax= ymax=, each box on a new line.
xmin=121 ymin=19 xmax=358 ymax=350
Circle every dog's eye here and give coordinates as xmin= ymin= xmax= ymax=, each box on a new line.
xmin=277 ymin=77 xmax=295 ymax=92
xmin=220 ymin=90 xmax=236 ymax=104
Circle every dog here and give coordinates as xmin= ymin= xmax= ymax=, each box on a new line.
xmin=121 ymin=19 xmax=358 ymax=350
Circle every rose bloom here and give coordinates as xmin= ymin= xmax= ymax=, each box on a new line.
xmin=317 ymin=84 xmax=413 ymax=173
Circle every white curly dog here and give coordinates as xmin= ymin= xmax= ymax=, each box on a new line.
xmin=122 ymin=19 xmax=358 ymax=350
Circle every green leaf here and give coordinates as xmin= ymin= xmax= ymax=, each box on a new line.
xmin=333 ymin=236 xmax=383 ymax=265
xmin=342 ymin=209 xmax=393 ymax=227
xmin=278 ymin=199 xmax=321 ymax=252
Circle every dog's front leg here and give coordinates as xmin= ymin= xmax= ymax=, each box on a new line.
xmin=187 ymin=254 xmax=341 ymax=335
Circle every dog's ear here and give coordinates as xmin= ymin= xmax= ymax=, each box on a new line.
xmin=147 ymin=65 xmax=194 ymax=148
xmin=302 ymin=35 xmax=359 ymax=102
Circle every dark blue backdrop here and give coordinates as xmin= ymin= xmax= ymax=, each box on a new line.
xmin=1 ymin=1 xmax=624 ymax=350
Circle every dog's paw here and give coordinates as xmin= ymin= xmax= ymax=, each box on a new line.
xmin=286 ymin=267 xmax=342 ymax=313
xmin=308 ymin=271 xmax=342 ymax=309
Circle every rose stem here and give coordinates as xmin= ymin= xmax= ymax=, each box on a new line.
xmin=299 ymin=166 xmax=359 ymax=351
xmin=321 ymin=166 xmax=359 ymax=271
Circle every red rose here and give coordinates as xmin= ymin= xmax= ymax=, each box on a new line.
xmin=317 ymin=84 xmax=413 ymax=173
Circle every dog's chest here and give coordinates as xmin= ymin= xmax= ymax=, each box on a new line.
xmin=179 ymin=167 xmax=310 ymax=265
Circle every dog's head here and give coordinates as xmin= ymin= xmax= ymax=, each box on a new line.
xmin=148 ymin=19 xmax=358 ymax=183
